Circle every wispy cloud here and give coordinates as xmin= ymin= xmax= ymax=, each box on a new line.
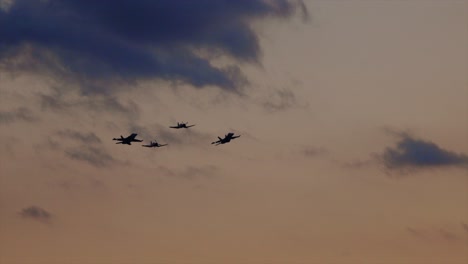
xmin=0 ymin=107 xmax=37 ymax=124
xmin=57 ymin=129 xmax=102 ymax=144
xmin=39 ymin=91 xmax=140 ymax=119
xmin=32 ymin=129 xmax=118 ymax=168
xmin=65 ymin=145 xmax=117 ymax=168
xmin=19 ymin=206 xmax=51 ymax=222
xmin=262 ymin=88 xmax=308 ymax=112
xmin=0 ymin=0 xmax=307 ymax=93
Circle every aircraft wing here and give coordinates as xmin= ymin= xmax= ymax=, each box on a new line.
xmin=128 ymin=133 xmax=138 ymax=140
xmin=186 ymin=124 xmax=196 ymax=128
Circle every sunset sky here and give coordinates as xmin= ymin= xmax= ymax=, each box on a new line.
xmin=0 ymin=1 xmax=467 ymax=263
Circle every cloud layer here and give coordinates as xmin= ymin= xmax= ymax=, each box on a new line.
xmin=0 ymin=107 xmax=37 ymax=124
xmin=0 ymin=0 xmax=306 ymax=93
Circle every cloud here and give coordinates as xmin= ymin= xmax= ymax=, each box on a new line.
xmin=0 ymin=107 xmax=37 ymax=124
xmin=0 ymin=0 xmax=307 ymax=93
xmin=32 ymin=130 xmax=116 ymax=168
xmin=57 ymin=129 xmax=102 ymax=144
xmin=19 ymin=206 xmax=51 ymax=222
xmin=65 ymin=145 xmax=117 ymax=168
xmin=0 ymin=0 xmax=13 ymax=12
xmin=262 ymin=88 xmax=307 ymax=112
xmin=39 ymin=91 xmax=140 ymax=119
xmin=380 ymin=134 xmax=468 ymax=170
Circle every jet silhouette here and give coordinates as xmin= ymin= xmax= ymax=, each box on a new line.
xmin=211 ymin=132 xmax=240 ymax=146
xmin=112 ymin=133 xmax=143 ymax=145
xmin=142 ymin=140 xmax=167 ymax=148
xmin=170 ymin=122 xmax=195 ymax=129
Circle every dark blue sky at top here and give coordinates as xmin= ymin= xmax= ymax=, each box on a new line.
xmin=0 ymin=0 xmax=306 ymax=93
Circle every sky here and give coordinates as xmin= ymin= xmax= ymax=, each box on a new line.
xmin=0 ymin=0 xmax=467 ymax=263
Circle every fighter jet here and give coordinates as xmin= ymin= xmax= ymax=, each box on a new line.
xmin=170 ymin=122 xmax=195 ymax=129
xmin=142 ymin=140 xmax=167 ymax=148
xmin=211 ymin=132 xmax=241 ymax=146
xmin=112 ymin=133 xmax=143 ymax=145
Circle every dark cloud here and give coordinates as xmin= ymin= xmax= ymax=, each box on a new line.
xmin=19 ymin=206 xmax=51 ymax=222
xmin=0 ymin=0 xmax=307 ymax=93
xmin=57 ymin=129 xmax=101 ymax=144
xmin=0 ymin=107 xmax=37 ymax=124
xmin=65 ymin=145 xmax=116 ymax=168
xmin=381 ymin=134 xmax=468 ymax=170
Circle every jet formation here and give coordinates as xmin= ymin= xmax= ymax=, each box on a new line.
xmin=113 ymin=122 xmax=240 ymax=148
